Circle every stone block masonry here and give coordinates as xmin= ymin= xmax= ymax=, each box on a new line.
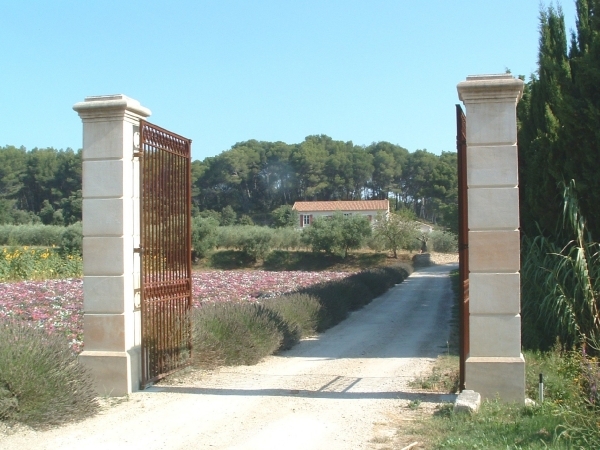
xmin=73 ymin=95 xmax=151 ymax=396
xmin=457 ymin=75 xmax=526 ymax=403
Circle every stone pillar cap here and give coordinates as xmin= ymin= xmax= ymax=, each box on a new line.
xmin=457 ymin=74 xmax=524 ymax=103
xmin=73 ymin=94 xmax=151 ymax=118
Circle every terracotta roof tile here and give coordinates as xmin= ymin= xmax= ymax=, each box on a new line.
xmin=292 ymin=200 xmax=389 ymax=212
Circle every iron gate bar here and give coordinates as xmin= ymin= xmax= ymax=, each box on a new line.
xmin=139 ymin=119 xmax=193 ymax=388
xmin=456 ymin=104 xmax=469 ymax=391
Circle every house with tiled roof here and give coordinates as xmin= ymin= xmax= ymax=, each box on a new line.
xmin=292 ymin=200 xmax=389 ymax=228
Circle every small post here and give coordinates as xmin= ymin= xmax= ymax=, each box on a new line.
xmin=539 ymin=373 xmax=544 ymax=403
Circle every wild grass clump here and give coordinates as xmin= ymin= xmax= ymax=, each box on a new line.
xmin=298 ymin=266 xmax=409 ymax=331
xmin=413 ymin=356 xmax=460 ymax=393
xmin=298 ymin=279 xmax=372 ymax=329
xmin=191 ymin=293 xmax=324 ymax=368
xmin=261 ymin=293 xmax=321 ymax=339
xmin=0 ymin=320 xmax=98 ymax=428
xmin=191 ymin=303 xmax=285 ymax=367
xmin=351 ymin=266 xmax=407 ymax=296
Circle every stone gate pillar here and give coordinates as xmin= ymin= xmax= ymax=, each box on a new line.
xmin=73 ymin=95 xmax=151 ymax=396
xmin=457 ymin=74 xmax=525 ymax=402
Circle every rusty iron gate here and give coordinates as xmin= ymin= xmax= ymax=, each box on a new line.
xmin=138 ymin=120 xmax=193 ymax=388
xmin=456 ymin=104 xmax=469 ymax=391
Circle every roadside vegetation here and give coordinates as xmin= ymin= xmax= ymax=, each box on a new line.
xmin=401 ymin=189 xmax=600 ymax=449
xmin=404 ymin=348 xmax=600 ymax=449
xmin=0 ymin=232 xmax=418 ymax=429
xmin=395 ymin=3 xmax=600 ymax=447
xmin=0 ymin=320 xmax=98 ymax=428
xmin=191 ymin=266 xmax=409 ymax=368
xmin=0 ymin=222 xmax=83 ymax=282
xmin=192 ymin=208 xmax=456 ymax=267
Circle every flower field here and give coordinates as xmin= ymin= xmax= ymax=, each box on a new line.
xmin=0 ymin=270 xmax=353 ymax=353
xmin=0 ymin=246 xmax=82 ymax=282
xmin=191 ymin=270 xmax=352 ymax=305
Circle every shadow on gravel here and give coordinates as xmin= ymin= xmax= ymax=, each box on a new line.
xmin=147 ymin=384 xmax=456 ymax=403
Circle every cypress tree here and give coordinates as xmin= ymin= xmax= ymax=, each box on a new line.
xmin=519 ymin=1 xmax=600 ymax=239
xmin=518 ymin=5 xmax=571 ymax=237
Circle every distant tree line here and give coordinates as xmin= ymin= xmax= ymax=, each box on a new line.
xmin=518 ymin=1 xmax=600 ymax=240
xmin=192 ymin=135 xmax=458 ymax=231
xmin=0 ymin=146 xmax=82 ymax=225
xmin=0 ymin=137 xmax=458 ymax=232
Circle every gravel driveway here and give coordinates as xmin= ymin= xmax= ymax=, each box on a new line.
xmin=1 ymin=263 xmax=458 ymax=450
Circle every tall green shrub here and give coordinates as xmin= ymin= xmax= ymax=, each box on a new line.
xmin=271 ymin=227 xmax=302 ymax=250
xmin=191 ymin=216 xmax=219 ymax=259
xmin=428 ymin=230 xmax=458 ymax=253
xmin=0 ymin=224 xmax=64 ymax=247
xmin=518 ymin=1 xmax=600 ymax=240
xmin=270 ymin=205 xmax=298 ymax=228
xmin=301 ymin=212 xmax=371 ymax=258
xmin=237 ymin=226 xmax=274 ymax=261
xmin=60 ymin=222 xmax=82 ymax=256
xmin=521 ymin=180 xmax=600 ymax=352
xmin=372 ymin=210 xmax=420 ymax=258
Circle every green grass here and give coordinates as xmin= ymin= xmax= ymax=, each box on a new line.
xmin=403 ymin=349 xmax=600 ymax=449
xmin=410 ymin=355 xmax=459 ymax=394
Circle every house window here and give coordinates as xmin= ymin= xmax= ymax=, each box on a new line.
xmin=303 ymin=215 xmax=311 ymax=226
xmin=344 ymin=213 xmax=352 ymax=217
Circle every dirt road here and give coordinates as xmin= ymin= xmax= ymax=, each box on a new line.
xmin=1 ymin=263 xmax=457 ymax=450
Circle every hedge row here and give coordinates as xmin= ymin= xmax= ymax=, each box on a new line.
xmin=0 ymin=223 xmax=82 ymax=255
xmin=190 ymin=265 xmax=410 ymax=367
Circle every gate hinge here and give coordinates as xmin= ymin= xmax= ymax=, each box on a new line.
xmin=133 ymin=130 xmax=141 ymax=158
xmin=134 ymin=247 xmax=144 ymax=254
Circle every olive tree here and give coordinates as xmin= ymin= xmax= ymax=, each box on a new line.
xmin=373 ymin=210 xmax=420 ymax=258
xmin=301 ymin=212 xmax=371 ymax=258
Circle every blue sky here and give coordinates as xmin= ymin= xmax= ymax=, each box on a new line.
xmin=1 ymin=1 xmax=577 ymax=162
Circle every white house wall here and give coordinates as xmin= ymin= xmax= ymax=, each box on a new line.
xmin=297 ymin=210 xmax=386 ymax=228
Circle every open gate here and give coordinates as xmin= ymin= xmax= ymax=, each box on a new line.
xmin=138 ymin=120 xmax=193 ymax=388
xmin=456 ymin=105 xmax=469 ymax=391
